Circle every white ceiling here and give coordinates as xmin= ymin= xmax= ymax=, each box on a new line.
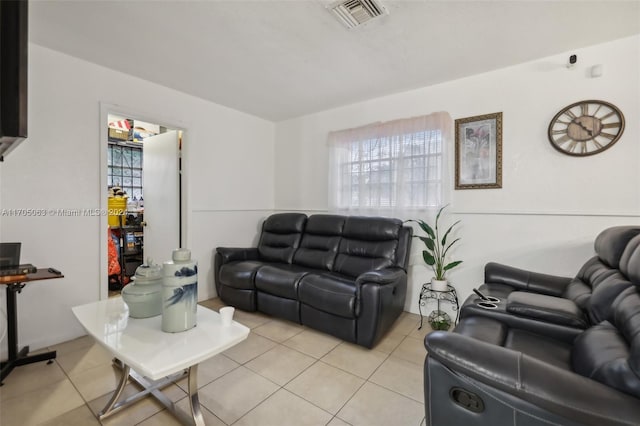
xmin=29 ymin=1 xmax=640 ymax=122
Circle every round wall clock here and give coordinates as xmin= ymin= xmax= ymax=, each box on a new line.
xmin=548 ymin=100 xmax=625 ymax=156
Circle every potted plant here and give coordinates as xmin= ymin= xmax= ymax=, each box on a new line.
xmin=410 ymin=205 xmax=462 ymax=292
xmin=428 ymin=310 xmax=452 ymax=331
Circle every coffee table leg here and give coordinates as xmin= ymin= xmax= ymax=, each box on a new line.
xmin=99 ymin=363 xmax=130 ymax=418
xmin=187 ymin=365 xmax=205 ymax=426
xmin=99 ymin=360 xmax=188 ymax=422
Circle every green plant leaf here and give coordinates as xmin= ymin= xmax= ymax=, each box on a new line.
xmin=442 ymin=237 xmax=461 ymax=258
xmin=443 ymin=260 xmax=463 ymax=271
xmin=435 ymin=205 xmax=446 ymax=225
xmin=419 ymin=236 xmax=435 ymax=250
xmin=441 ymin=220 xmax=461 ymax=246
xmin=423 ymin=250 xmax=436 ymax=266
xmin=418 ymin=220 xmax=436 ymax=239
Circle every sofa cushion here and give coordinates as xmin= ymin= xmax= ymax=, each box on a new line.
xmin=565 ymin=235 xmax=640 ymax=324
xmin=455 ymin=316 xmax=572 ymax=371
xmin=300 ymin=304 xmax=357 ymax=342
xmin=257 ymin=292 xmax=300 ymax=323
xmin=587 ymin=271 xmax=633 ymax=325
xmin=563 ymin=256 xmax=618 ymax=309
xmin=570 ymin=286 xmax=640 ymax=398
xmin=298 ymin=273 xmax=357 ymax=318
xmin=454 ymin=316 xmax=508 ymax=346
xmin=594 ymin=226 xmax=640 ymax=269
xmin=620 ymin=234 xmax=640 ymax=283
xmin=561 ymin=226 xmax=640 ymax=308
xmin=572 ymin=321 xmax=640 ymax=398
xmin=613 ymin=287 xmax=640 ymax=381
xmin=504 ymin=329 xmax=572 ymax=371
xmin=258 ymin=213 xmax=307 ymax=263
xmin=293 ymin=215 xmax=345 ymax=270
xmin=333 ymin=216 xmax=401 ymax=278
xmin=255 ymin=264 xmax=312 ymax=299
xmin=219 ymin=261 xmax=265 ymax=290
xmin=341 ymin=216 xmax=401 ymax=241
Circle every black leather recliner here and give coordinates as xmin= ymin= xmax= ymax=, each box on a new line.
xmin=459 ymin=226 xmax=640 ymax=341
xmin=214 ymin=213 xmax=412 ymax=348
xmin=477 ymin=226 xmax=640 ymax=308
xmin=424 ymin=228 xmax=640 ymax=425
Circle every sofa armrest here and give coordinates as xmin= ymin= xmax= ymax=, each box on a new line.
xmin=356 ymin=268 xmax=407 ymax=348
xmin=485 ymin=262 xmax=572 ymax=297
xmin=216 ymin=247 xmax=260 ymax=264
xmin=356 ymin=268 xmax=406 ymax=286
xmin=506 ymin=292 xmax=587 ymax=328
xmin=426 ymin=332 xmax=640 ymax=425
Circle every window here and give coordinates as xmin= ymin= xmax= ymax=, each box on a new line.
xmin=108 ymin=143 xmax=143 ymax=199
xmin=328 ymin=112 xmax=452 ymax=213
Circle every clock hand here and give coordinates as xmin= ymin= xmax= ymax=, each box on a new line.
xmin=573 ymin=119 xmax=593 ymax=136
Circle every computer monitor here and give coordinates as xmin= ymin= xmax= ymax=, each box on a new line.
xmin=0 ymin=242 xmax=21 ymax=268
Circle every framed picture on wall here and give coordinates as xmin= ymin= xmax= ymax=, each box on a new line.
xmin=455 ymin=112 xmax=503 ymax=189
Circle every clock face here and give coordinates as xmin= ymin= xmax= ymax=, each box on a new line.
xmin=548 ymin=100 xmax=625 ymax=156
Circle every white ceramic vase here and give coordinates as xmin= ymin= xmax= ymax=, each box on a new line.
xmin=121 ymin=261 xmax=163 ymax=318
xmin=161 ymin=249 xmax=198 ymax=333
xmin=431 ymin=278 xmax=448 ymax=292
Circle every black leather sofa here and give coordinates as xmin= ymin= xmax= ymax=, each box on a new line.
xmin=458 ymin=226 xmax=640 ymax=342
xmin=214 ymin=213 xmax=412 ymax=348
xmin=424 ymin=226 xmax=640 ymax=425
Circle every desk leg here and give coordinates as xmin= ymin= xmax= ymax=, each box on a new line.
xmin=1 ymin=284 xmax=56 ymax=385
xmin=6 ymin=284 xmax=20 ymax=362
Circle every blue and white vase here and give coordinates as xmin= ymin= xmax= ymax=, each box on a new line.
xmin=161 ymin=248 xmax=198 ymax=333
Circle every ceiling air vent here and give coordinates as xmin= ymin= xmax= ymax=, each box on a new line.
xmin=329 ymin=0 xmax=388 ymax=29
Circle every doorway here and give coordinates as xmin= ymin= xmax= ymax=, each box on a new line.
xmin=100 ymin=105 xmax=185 ymax=299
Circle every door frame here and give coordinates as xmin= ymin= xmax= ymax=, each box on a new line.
xmin=99 ymin=102 xmax=190 ymax=300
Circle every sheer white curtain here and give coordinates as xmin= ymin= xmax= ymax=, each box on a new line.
xmin=328 ymin=111 xmax=452 ymax=216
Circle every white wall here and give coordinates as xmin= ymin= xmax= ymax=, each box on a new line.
xmin=0 ymin=44 xmax=274 ymax=356
xmin=2 ymin=36 xmax=638 ymax=354
xmin=274 ymin=35 xmax=640 ymax=316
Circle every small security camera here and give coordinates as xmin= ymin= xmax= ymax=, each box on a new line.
xmin=567 ymin=54 xmax=577 ymax=68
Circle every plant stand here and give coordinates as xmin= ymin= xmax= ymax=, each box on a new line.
xmin=418 ymin=282 xmax=460 ymax=330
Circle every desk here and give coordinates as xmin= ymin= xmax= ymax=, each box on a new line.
xmin=0 ymin=268 xmax=64 ymax=385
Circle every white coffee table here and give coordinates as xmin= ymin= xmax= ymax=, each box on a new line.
xmin=72 ymin=297 xmax=249 ymax=425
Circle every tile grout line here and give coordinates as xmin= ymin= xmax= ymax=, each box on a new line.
xmin=222 ymin=313 xmax=425 ymax=422
xmin=24 ymin=306 xmax=425 ymax=425
xmin=49 ymin=344 xmax=114 ymax=423
xmin=232 ymin=338 xmax=332 ymax=424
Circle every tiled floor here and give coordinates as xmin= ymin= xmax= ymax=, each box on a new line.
xmin=0 ymin=298 xmax=431 ymax=426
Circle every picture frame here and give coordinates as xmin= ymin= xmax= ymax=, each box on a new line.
xmin=455 ymin=112 xmax=503 ymax=189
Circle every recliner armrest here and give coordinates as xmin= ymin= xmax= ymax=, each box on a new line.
xmin=485 ymin=262 xmax=571 ymax=297
xmin=426 ymin=332 xmax=640 ymax=425
xmin=506 ymin=291 xmax=587 ymax=328
xmin=216 ymin=247 xmax=260 ymax=264
xmin=356 ymin=268 xmax=406 ymax=286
